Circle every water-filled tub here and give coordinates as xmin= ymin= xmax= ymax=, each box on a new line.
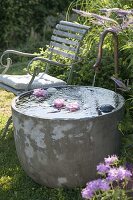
xmin=11 ymin=86 xmax=125 ymax=187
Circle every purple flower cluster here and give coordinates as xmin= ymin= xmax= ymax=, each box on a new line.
xmin=82 ymin=179 xmax=110 ymax=199
xmin=104 ymin=155 xmax=118 ymax=165
xmin=96 ymin=155 xmax=118 ymax=175
xmin=107 ymin=166 xmax=132 ymax=182
xmin=97 ymin=163 xmax=110 ymax=174
xmin=81 ymin=155 xmax=132 ymax=199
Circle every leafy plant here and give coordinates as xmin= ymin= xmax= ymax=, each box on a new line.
xmin=0 ymin=0 xmax=71 ymax=51
xmin=66 ymin=0 xmax=133 ymax=88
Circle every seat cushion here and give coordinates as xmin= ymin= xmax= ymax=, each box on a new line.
xmin=0 ymin=73 xmax=66 ymax=90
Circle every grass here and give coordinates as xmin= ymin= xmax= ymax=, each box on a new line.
xmin=0 ymin=90 xmax=82 ymax=200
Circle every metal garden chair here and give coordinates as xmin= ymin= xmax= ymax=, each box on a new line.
xmin=0 ymin=20 xmax=90 ymax=137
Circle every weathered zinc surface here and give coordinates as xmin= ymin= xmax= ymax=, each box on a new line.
xmin=11 ymin=87 xmax=125 ymax=188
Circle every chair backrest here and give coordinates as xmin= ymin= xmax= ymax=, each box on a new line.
xmin=49 ymin=21 xmax=90 ymax=61
xmin=28 ymin=21 xmax=90 ymax=84
xmin=44 ymin=21 xmax=90 ymax=82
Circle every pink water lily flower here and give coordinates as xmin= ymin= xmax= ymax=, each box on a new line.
xmin=33 ymin=88 xmax=47 ymax=97
xmin=66 ymin=102 xmax=80 ymax=112
xmin=53 ymin=98 xmax=65 ymax=108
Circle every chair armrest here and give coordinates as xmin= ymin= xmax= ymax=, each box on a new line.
xmin=26 ymin=56 xmax=83 ymax=75
xmin=26 ymin=56 xmax=71 ymax=75
xmin=0 ymin=50 xmax=42 ymax=74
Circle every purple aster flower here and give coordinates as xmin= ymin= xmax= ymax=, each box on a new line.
xmin=107 ymin=167 xmax=132 ymax=182
xmin=81 ymin=176 xmax=110 ymax=198
xmin=33 ymin=88 xmax=47 ymax=97
xmin=99 ymin=179 xmax=110 ymax=191
xmin=104 ymin=155 xmax=118 ymax=165
xmin=117 ymin=167 xmax=132 ymax=180
xmin=81 ymin=188 xmax=93 ymax=199
xmin=87 ymin=179 xmax=100 ymax=191
xmin=97 ymin=163 xmax=110 ymax=174
xmin=107 ymin=167 xmax=118 ymax=182
xmin=86 ymin=179 xmax=110 ymax=192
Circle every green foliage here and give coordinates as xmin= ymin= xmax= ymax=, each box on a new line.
xmin=0 ymin=0 xmax=71 ymax=51
xmin=66 ymin=0 xmax=133 ymax=89
xmin=121 ymin=134 xmax=133 ymax=163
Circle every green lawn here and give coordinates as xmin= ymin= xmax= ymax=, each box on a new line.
xmin=0 ymin=90 xmax=82 ymax=200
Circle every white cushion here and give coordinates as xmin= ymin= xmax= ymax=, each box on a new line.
xmin=0 ymin=73 xmax=66 ymax=90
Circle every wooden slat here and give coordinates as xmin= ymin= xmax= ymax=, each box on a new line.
xmin=50 ymin=41 xmax=77 ymax=52
xmin=56 ymin=24 xmax=87 ymax=34
xmin=60 ymin=21 xmax=90 ymax=30
xmin=53 ymin=29 xmax=83 ymax=40
xmin=51 ymin=35 xmax=79 ymax=46
xmin=49 ymin=48 xmax=76 ymax=60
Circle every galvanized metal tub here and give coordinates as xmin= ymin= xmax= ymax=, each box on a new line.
xmin=11 ymin=86 xmax=125 ymax=187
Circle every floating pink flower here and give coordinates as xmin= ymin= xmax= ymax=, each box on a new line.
xmin=53 ymin=98 xmax=65 ymax=108
xmin=66 ymin=102 xmax=80 ymax=112
xmin=33 ymin=88 xmax=47 ymax=97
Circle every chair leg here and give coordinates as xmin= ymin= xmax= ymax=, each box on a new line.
xmin=0 ymin=116 xmax=12 ymax=139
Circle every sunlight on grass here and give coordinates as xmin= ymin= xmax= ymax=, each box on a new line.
xmin=0 ymin=89 xmax=14 ymax=116
xmin=0 ymin=89 xmax=14 ymax=131
xmin=0 ymin=176 xmax=13 ymax=190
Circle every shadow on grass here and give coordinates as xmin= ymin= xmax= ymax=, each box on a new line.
xmin=0 ymin=127 xmax=82 ymax=200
